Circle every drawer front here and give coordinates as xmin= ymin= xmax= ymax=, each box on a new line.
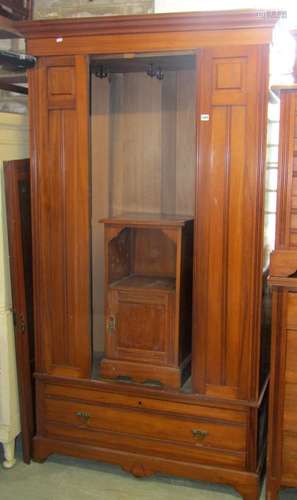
xmin=40 ymin=389 xmax=247 ymax=469
xmin=285 ymin=294 xmax=297 ymax=385
xmin=45 ymin=397 xmax=246 ymax=452
xmin=285 ymin=331 xmax=297 ymax=384
xmin=44 ymin=383 xmax=248 ymax=425
xmin=283 ymin=383 xmax=297 ymax=432
xmin=282 ymin=432 xmax=297 ymax=483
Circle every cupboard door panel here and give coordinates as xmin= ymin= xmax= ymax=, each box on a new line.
xmin=105 ymin=289 xmax=172 ymax=365
xmin=29 ymin=56 xmax=90 ymax=377
xmin=193 ymin=46 xmax=268 ymax=400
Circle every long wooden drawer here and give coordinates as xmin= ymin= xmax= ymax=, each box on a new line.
xmin=38 ymin=382 xmax=248 ymax=470
xmin=44 ymin=382 xmax=247 ymax=424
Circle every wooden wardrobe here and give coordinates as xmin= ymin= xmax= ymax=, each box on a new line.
xmin=15 ymin=10 xmax=278 ymax=500
xmin=267 ymin=85 xmax=297 ymax=500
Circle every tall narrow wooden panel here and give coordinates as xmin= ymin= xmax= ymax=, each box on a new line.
xmin=111 ymin=73 xmax=162 ymax=214
xmin=29 ymin=56 xmax=91 ymax=378
xmin=4 ymin=159 xmax=34 ymax=464
xmin=175 ymin=70 xmax=196 ymax=216
xmin=192 ymin=46 xmax=269 ymax=401
xmin=91 ymin=77 xmax=110 ymax=353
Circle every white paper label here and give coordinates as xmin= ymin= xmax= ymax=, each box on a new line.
xmin=200 ymin=114 xmax=209 ymax=121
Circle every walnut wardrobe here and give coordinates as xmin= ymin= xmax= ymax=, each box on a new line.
xmin=14 ymin=10 xmax=279 ymax=500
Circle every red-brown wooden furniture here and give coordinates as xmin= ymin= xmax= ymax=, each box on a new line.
xmin=13 ymin=10 xmax=280 ymax=499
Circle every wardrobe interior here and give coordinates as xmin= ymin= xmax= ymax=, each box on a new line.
xmin=90 ymin=51 xmax=197 ymax=384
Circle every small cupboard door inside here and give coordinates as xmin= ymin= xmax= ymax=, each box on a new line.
xmin=105 ymin=288 xmax=174 ymax=366
xmin=193 ymin=45 xmax=269 ymax=401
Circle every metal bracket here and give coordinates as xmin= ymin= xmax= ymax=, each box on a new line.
xmin=13 ymin=311 xmax=25 ymax=333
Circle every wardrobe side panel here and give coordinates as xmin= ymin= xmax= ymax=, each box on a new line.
xmin=193 ymin=45 xmax=269 ymax=401
xmin=29 ymin=56 xmax=91 ymax=377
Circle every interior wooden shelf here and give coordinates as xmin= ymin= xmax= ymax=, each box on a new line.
xmin=109 ymin=274 xmax=176 ymax=292
xmin=101 ymin=213 xmax=193 ymax=227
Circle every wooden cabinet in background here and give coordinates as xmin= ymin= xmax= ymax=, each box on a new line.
xmin=267 ymin=86 xmax=297 ymax=500
xmin=100 ymin=215 xmax=193 ymax=388
xmin=0 ymin=114 xmax=29 ymax=469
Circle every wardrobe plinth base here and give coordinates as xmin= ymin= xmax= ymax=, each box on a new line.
xmin=32 ymin=435 xmax=262 ymax=500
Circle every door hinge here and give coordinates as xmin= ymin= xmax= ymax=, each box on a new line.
xmin=13 ymin=311 xmax=26 ymax=333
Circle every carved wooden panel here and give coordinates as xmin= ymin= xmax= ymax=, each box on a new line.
xmin=192 ymin=45 xmax=269 ymax=401
xmin=29 ymin=56 xmax=90 ymax=378
xmin=47 ymin=65 xmax=76 ymax=109
xmin=106 ymin=289 xmax=169 ymax=365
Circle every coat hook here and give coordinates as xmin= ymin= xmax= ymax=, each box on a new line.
xmin=146 ymin=63 xmax=156 ymax=78
xmin=146 ymin=64 xmax=164 ymax=80
xmin=155 ymin=67 xmax=164 ymax=80
xmin=95 ymin=65 xmax=110 ymax=79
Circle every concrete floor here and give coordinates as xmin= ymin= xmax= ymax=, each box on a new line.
xmin=1 ymin=440 xmax=297 ymax=499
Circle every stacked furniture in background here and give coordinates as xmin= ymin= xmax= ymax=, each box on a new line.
xmin=267 ymin=84 xmax=297 ymax=499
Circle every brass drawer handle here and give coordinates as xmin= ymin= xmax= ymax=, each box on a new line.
xmin=75 ymin=411 xmax=91 ymax=423
xmin=192 ymin=429 xmax=208 ymax=441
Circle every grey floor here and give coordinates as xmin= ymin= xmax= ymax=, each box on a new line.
xmin=1 ymin=439 xmax=297 ymax=499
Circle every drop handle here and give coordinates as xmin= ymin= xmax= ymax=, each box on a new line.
xmin=192 ymin=429 xmax=208 ymax=440
xmin=75 ymin=411 xmax=91 ymax=424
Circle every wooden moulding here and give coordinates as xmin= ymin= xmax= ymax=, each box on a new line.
xmin=34 ymin=371 xmax=269 ymax=410
xmin=32 ymin=435 xmax=261 ymax=499
xmin=16 ymin=10 xmax=278 ymax=39
xmin=271 ymin=84 xmax=297 ymax=95
xmin=15 ymin=10 xmax=277 ymax=57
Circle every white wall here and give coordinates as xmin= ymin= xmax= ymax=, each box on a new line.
xmin=155 ymin=0 xmax=297 ymax=26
